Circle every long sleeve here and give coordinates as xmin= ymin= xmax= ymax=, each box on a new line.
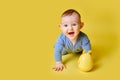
xmin=54 ymin=34 xmax=64 ymax=62
xmin=81 ymin=34 xmax=91 ymax=52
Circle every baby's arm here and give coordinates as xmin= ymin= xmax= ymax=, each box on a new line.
xmin=53 ymin=46 xmax=65 ymax=71
xmin=53 ymin=34 xmax=65 ymax=71
xmin=81 ymin=35 xmax=91 ymax=52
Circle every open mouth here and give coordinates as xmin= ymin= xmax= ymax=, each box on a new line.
xmin=68 ymin=32 xmax=74 ymax=36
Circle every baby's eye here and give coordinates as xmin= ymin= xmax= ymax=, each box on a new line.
xmin=64 ymin=24 xmax=68 ymax=27
xmin=72 ymin=24 xmax=77 ymax=26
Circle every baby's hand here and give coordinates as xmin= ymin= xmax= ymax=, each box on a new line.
xmin=52 ymin=62 xmax=65 ymax=71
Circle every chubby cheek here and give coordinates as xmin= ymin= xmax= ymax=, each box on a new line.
xmin=63 ymin=30 xmax=68 ymax=35
xmin=75 ymin=26 xmax=80 ymax=32
xmin=61 ymin=28 xmax=68 ymax=34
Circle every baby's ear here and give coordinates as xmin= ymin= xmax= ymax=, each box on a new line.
xmin=59 ymin=24 xmax=61 ymax=28
xmin=80 ymin=22 xmax=84 ymax=29
xmin=59 ymin=24 xmax=62 ymax=30
xmin=59 ymin=24 xmax=62 ymax=27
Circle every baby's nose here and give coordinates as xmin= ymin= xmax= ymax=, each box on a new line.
xmin=68 ymin=26 xmax=73 ymax=30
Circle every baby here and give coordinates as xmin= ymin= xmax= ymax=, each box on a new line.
xmin=53 ymin=9 xmax=91 ymax=71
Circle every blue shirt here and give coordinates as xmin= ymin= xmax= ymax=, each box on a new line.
xmin=54 ymin=31 xmax=91 ymax=62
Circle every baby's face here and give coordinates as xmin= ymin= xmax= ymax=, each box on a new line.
xmin=60 ymin=13 xmax=83 ymax=41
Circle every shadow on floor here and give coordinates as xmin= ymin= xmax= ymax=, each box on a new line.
xmin=92 ymin=32 xmax=118 ymax=70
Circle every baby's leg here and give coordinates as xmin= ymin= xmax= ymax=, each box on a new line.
xmin=61 ymin=48 xmax=68 ymax=55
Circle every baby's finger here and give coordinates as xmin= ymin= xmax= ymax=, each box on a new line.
xmin=56 ymin=67 xmax=60 ymax=71
xmin=52 ymin=66 xmax=56 ymax=70
xmin=60 ymin=66 xmax=64 ymax=71
xmin=53 ymin=66 xmax=58 ymax=71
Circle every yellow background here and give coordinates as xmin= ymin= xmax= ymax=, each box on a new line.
xmin=0 ymin=0 xmax=120 ymax=80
